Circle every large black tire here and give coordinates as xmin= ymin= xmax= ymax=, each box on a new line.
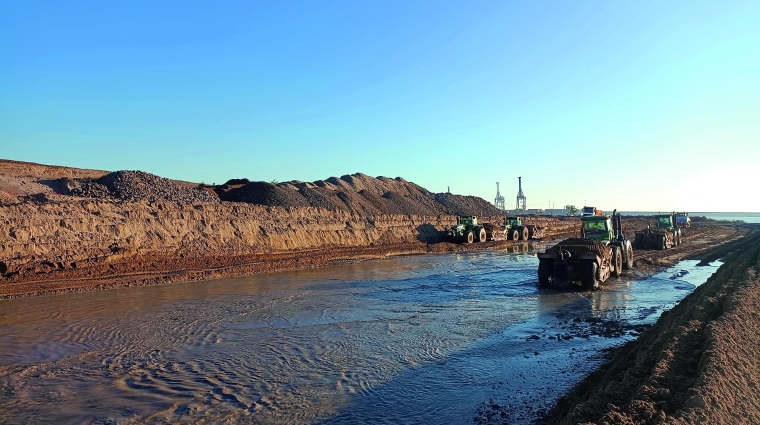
xmin=676 ymin=230 xmax=681 ymax=246
xmin=478 ymin=228 xmax=487 ymax=243
xmin=634 ymin=233 xmax=643 ymax=249
xmin=624 ymin=242 xmax=633 ymax=270
xmin=538 ymin=259 xmax=553 ymax=288
xmin=612 ymin=247 xmax=623 ymax=277
xmin=656 ymin=235 xmax=666 ymax=250
xmin=510 ymin=230 xmax=519 ymax=241
xmin=580 ymin=260 xmax=598 ymax=290
xmin=465 ymin=231 xmax=474 ymax=244
xmin=520 ymin=227 xmax=529 ymax=241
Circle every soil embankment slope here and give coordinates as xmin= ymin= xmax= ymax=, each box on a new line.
xmin=0 ymin=160 xmax=576 ymax=297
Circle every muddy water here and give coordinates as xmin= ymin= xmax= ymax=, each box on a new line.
xmin=0 ymin=246 xmax=720 ymax=424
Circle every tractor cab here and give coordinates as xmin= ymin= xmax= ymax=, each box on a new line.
xmin=655 ymin=214 xmax=675 ymax=230
xmin=581 ymin=216 xmax=614 ymax=243
xmin=460 ymin=216 xmax=478 ymax=227
xmin=504 ymin=216 xmax=522 ymax=228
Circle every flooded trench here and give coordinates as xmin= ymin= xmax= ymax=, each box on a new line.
xmin=0 ymin=244 xmax=720 ymax=424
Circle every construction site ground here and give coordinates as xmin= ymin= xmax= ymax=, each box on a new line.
xmin=1 ymin=159 xmax=759 ymax=424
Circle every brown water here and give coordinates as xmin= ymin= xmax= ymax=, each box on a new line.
xmin=0 ymin=246 xmax=720 ymax=424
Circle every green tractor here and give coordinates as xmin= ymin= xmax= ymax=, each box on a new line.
xmin=502 ymin=216 xmax=529 ymax=241
xmin=446 ymin=216 xmax=487 ymax=244
xmin=634 ymin=212 xmax=682 ymax=250
xmin=494 ymin=216 xmax=546 ymax=241
xmin=536 ymin=210 xmax=633 ymax=290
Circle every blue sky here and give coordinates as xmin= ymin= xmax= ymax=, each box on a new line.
xmin=2 ymin=1 xmax=758 ymax=212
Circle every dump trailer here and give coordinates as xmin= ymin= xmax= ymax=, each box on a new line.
xmin=446 ymin=216 xmax=487 ymax=243
xmin=536 ymin=210 xmax=632 ymax=290
xmin=676 ymin=212 xmax=691 ymax=228
xmin=634 ymin=212 xmax=682 ymax=250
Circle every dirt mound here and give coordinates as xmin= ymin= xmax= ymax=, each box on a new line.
xmin=217 ymin=181 xmax=309 ymax=207
xmin=217 ymin=173 xmax=503 ymax=217
xmin=72 ymin=171 xmax=220 ymax=203
xmin=1 ymin=160 xmax=502 ymax=217
xmin=434 ymin=192 xmax=504 ymax=216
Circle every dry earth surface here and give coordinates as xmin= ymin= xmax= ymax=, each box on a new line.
xmin=1 ymin=159 xmax=758 ymax=424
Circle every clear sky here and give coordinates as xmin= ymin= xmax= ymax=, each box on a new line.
xmin=2 ymin=1 xmax=758 ymax=212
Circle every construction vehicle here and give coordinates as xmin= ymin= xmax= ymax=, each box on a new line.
xmin=536 ymin=210 xmax=633 ymax=290
xmin=634 ymin=212 xmax=682 ymax=250
xmin=502 ymin=216 xmax=544 ymax=240
xmin=675 ymin=212 xmax=691 ymax=228
xmin=446 ymin=216 xmax=487 ymax=243
xmin=581 ymin=206 xmax=603 ymax=216
xmin=483 ymin=216 xmax=545 ymax=241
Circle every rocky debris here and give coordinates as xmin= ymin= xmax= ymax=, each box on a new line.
xmin=68 ymin=179 xmax=111 ymax=198
xmin=71 ymin=171 xmax=220 ymax=204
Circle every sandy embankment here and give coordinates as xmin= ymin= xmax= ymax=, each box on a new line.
xmin=0 ymin=199 xmax=575 ymax=297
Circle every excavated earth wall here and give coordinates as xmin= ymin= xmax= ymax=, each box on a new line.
xmin=0 ymin=199 xmax=576 ymax=297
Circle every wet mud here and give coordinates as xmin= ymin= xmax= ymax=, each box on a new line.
xmin=0 ymin=249 xmax=724 ymax=424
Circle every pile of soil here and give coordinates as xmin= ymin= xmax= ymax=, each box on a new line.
xmin=212 ymin=181 xmax=308 ymax=207
xmin=216 ymin=173 xmax=503 ymax=216
xmin=0 ymin=160 xmax=503 ymax=217
xmin=71 ymin=171 xmax=220 ymax=204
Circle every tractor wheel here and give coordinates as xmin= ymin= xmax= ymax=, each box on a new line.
xmin=520 ymin=227 xmax=529 ymax=241
xmin=612 ymin=247 xmax=623 ymax=278
xmin=676 ymin=230 xmax=682 ymax=245
xmin=465 ymin=231 xmax=474 ymax=244
xmin=657 ymin=235 xmax=666 ymax=250
xmin=623 ymin=242 xmax=633 ymax=270
xmin=538 ymin=259 xmax=553 ymax=288
xmin=634 ymin=233 xmax=643 ymax=249
xmin=510 ymin=230 xmax=519 ymax=241
xmin=580 ymin=260 xmax=598 ymax=290
xmin=478 ymin=228 xmax=487 ymax=243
